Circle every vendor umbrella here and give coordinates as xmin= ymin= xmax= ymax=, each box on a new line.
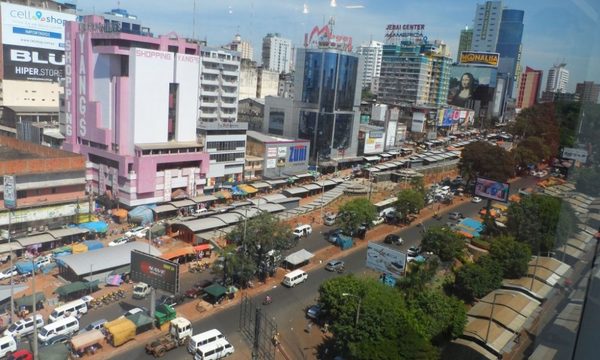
xmin=106 ymin=274 xmax=123 ymax=286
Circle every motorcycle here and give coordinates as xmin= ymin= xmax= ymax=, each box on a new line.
xmin=262 ymin=296 xmax=273 ymax=305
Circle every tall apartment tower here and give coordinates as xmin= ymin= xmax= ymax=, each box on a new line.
xmin=227 ymin=34 xmax=253 ymax=61
xmin=457 ymin=26 xmax=473 ymax=60
xmin=516 ymin=66 xmax=542 ymax=110
xmin=197 ymin=47 xmax=247 ymax=188
xmin=575 ymin=81 xmax=600 ymax=103
xmin=262 ymin=33 xmax=292 ymax=74
xmin=546 ymin=63 xmax=569 ymax=93
xmin=496 ymin=8 xmax=525 ymax=98
xmin=379 ymin=40 xmax=452 ymax=107
xmin=471 ymin=1 xmax=503 ymax=53
xmin=356 ymin=40 xmax=384 ymax=92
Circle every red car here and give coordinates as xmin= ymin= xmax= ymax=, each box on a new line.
xmin=7 ymin=350 xmax=33 ymax=360
xmin=185 ymin=280 xmax=213 ymax=299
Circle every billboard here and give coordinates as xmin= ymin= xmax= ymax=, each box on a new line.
xmin=562 ymin=147 xmax=588 ymax=163
xmin=411 ymin=112 xmax=425 ymax=132
xmin=288 ymin=145 xmax=307 ymax=162
xmin=3 ymin=175 xmax=17 ymax=209
xmin=364 ymin=131 xmax=384 ymax=154
xmin=131 ymin=250 xmax=180 ymax=293
xmin=459 ymin=51 xmax=500 ymax=67
xmin=474 ymin=177 xmax=510 ymax=203
xmin=447 ymin=65 xmax=497 ymax=110
xmin=1 ymin=3 xmax=75 ymax=81
xmin=366 ymin=242 xmax=406 ymax=278
xmin=437 ymin=108 xmax=475 ymax=127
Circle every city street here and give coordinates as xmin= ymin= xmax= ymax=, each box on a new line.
xmin=106 ymin=176 xmax=537 ymax=359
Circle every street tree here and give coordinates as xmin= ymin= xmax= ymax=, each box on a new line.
xmin=421 ymin=227 xmax=466 ymax=262
xmin=395 ymin=189 xmax=425 ymax=223
xmin=410 ymin=176 xmax=426 ymax=194
xmin=407 ymin=290 xmax=467 ymax=345
xmin=225 ymin=212 xmax=294 ymax=281
xmin=489 ymin=235 xmax=532 ymax=279
xmin=507 ymin=194 xmax=576 ymax=254
xmin=398 ymin=256 xmax=440 ymax=295
xmin=459 ymin=141 xmax=515 ymax=185
xmin=211 ymin=245 xmax=257 ymax=286
xmin=511 ymin=136 xmax=552 ymax=174
xmin=336 ymin=198 xmax=377 ymax=234
xmin=509 ymin=103 xmax=560 ymax=156
xmin=318 ymin=276 xmax=437 ymax=359
xmin=454 ymin=255 xmax=503 ymax=302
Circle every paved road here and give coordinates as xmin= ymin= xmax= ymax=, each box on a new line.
xmin=108 ymin=176 xmax=537 ymax=359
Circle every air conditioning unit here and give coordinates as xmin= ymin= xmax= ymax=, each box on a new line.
xmin=27 ymin=227 xmax=33 ymax=233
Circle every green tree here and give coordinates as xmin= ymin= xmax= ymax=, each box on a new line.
xmin=337 ymin=198 xmax=377 ymax=234
xmin=421 ymin=227 xmax=466 ymax=262
xmin=459 ymin=141 xmax=515 ymax=184
xmin=454 ymin=256 xmax=503 ymax=302
xmin=410 ymin=176 xmax=426 ymax=194
xmin=511 ymin=136 xmax=552 ymax=173
xmin=398 ymin=256 xmax=440 ymax=295
xmin=395 ymin=189 xmax=425 ymax=222
xmin=509 ymin=103 xmax=560 ymax=156
xmin=407 ymin=290 xmax=467 ymax=344
xmin=211 ymin=245 xmax=257 ymax=286
xmin=507 ymin=194 xmax=576 ymax=253
xmin=318 ymin=276 xmax=437 ymax=360
xmin=575 ymin=167 xmax=600 ymax=197
xmin=361 ymin=87 xmax=376 ymax=102
xmin=225 ymin=212 xmax=294 ymax=282
xmin=555 ymin=101 xmax=581 ymax=148
xmin=489 ymin=235 xmax=532 ymax=279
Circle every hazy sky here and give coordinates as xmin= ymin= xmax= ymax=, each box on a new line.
xmin=74 ymin=0 xmax=600 ymax=92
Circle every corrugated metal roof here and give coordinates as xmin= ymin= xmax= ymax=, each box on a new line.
xmin=173 ymin=217 xmax=228 ymax=233
xmin=192 ymin=195 xmax=218 ymax=203
xmin=17 ymin=233 xmax=56 ymax=247
xmin=251 ymin=182 xmax=271 ymax=189
xmin=302 ymin=184 xmax=321 ymax=191
xmin=284 ymin=187 xmax=309 ymax=195
xmin=210 ymin=213 xmax=244 ymax=225
xmin=258 ymin=203 xmax=286 ymax=213
xmin=153 ymin=204 xmax=177 ymax=213
xmin=170 ymin=199 xmax=196 ymax=208
xmin=58 ymin=243 xmax=161 ymax=275
xmin=48 ymin=227 xmax=89 ymax=238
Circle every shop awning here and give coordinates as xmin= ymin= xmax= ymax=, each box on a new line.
xmin=387 ymin=150 xmax=400 ymax=155
xmin=295 ymin=173 xmax=314 ymax=179
xmin=214 ymin=190 xmax=232 ymax=200
xmin=15 ymin=292 xmax=45 ymax=308
xmin=284 ymin=187 xmax=309 ymax=196
xmin=194 ymin=243 xmax=212 ymax=252
xmin=238 ymin=184 xmax=258 ymax=194
xmin=251 ymin=182 xmax=271 ymax=189
xmin=171 ymin=199 xmax=196 ymax=208
xmin=380 ymin=153 xmax=392 ymax=158
xmin=112 ymin=209 xmax=128 ymax=218
xmin=302 ymin=184 xmax=322 ymax=191
xmin=153 ymin=204 xmax=178 ymax=213
xmin=266 ymin=179 xmax=287 ymax=186
xmin=17 ymin=233 xmax=56 ymax=247
xmin=0 ymin=242 xmax=23 ymax=253
xmin=56 ymin=280 xmax=99 ymax=297
xmin=160 ymin=246 xmax=195 ymax=260
xmin=284 ymin=249 xmax=314 ymax=266
xmin=193 ymin=195 xmax=218 ymax=203
xmin=363 ymin=155 xmax=381 ymax=162
xmin=204 ymin=283 xmax=228 ymax=299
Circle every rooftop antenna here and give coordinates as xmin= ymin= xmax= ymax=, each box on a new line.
xmin=192 ymin=0 xmax=196 ymax=39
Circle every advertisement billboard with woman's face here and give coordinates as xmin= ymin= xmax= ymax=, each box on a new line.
xmin=474 ymin=177 xmax=510 ymax=203
xmin=447 ymin=65 xmax=497 ymax=110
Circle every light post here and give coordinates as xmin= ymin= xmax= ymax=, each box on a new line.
xmin=342 ymin=292 xmax=362 ymax=327
xmin=485 ymin=292 xmax=515 ymax=343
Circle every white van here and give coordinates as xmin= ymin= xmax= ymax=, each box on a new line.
xmin=0 ymin=335 xmax=17 ymax=358
xmin=38 ymin=316 xmax=79 ymax=343
xmin=49 ymin=298 xmax=88 ymax=322
xmin=3 ymin=314 xmax=44 ymax=338
xmin=282 ymin=269 xmax=308 ymax=287
xmin=293 ymin=224 xmax=312 ymax=237
xmin=187 ymin=329 xmax=225 ymax=354
xmin=194 ymin=338 xmax=235 ymax=360
xmin=324 ymin=213 xmax=337 ymax=226
xmin=379 ymin=207 xmax=396 ymax=218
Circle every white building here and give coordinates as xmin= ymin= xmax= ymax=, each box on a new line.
xmin=198 ymin=47 xmax=246 ymax=188
xmin=471 ymin=1 xmax=503 ymax=53
xmin=545 ymin=63 xmax=569 ymax=93
xmin=262 ymin=33 xmax=292 ymax=74
xmin=356 ymin=40 xmax=383 ymax=92
xmin=227 ymin=34 xmax=253 ymax=61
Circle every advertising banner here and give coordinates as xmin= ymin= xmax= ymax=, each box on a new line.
xmin=562 ymin=147 xmax=588 ymax=163
xmin=474 ymin=177 xmax=510 ymax=203
xmin=131 ymin=250 xmax=180 ymax=293
xmin=385 ymin=121 xmax=397 ymax=149
xmin=447 ymin=65 xmax=497 ymax=109
xmin=411 ymin=112 xmax=425 ymax=132
xmin=3 ymin=44 xmax=65 ymax=81
xmin=267 ymin=147 xmax=277 ymax=158
xmin=1 ymin=3 xmax=76 ymax=50
xmin=366 ymin=242 xmax=406 ymax=278
xmin=266 ymin=158 xmax=277 ymax=169
xmin=288 ymin=145 xmax=307 ymax=162
xmin=459 ymin=51 xmax=500 ymax=68
xmin=364 ymin=131 xmax=384 ymax=154
xmin=277 ymin=146 xmax=287 ymax=157
xmin=3 ymin=175 xmax=17 ymax=209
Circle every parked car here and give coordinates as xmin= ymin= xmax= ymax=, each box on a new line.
xmin=6 ymin=350 xmax=33 ymax=360
xmin=306 ymin=304 xmax=322 ymax=320
xmin=293 ymin=224 xmax=313 ymax=238
xmin=0 ymin=266 xmax=17 ymax=281
xmin=156 ymin=294 xmax=186 ymax=308
xmin=325 ymin=260 xmax=345 ymax=272
xmin=407 ymin=246 xmax=421 ymax=257
xmin=82 ymin=319 xmax=107 ymax=333
xmin=384 ymin=234 xmax=404 ymax=245
xmin=125 ymin=226 xmax=149 ymax=239
xmin=123 ymin=307 xmax=149 ymax=317
xmin=108 ymin=236 xmax=134 ymax=247
xmin=39 ymin=333 xmax=71 ymax=347
xmin=471 ymin=196 xmax=483 ymax=203
xmin=448 ymin=212 xmax=464 ymax=221
xmin=371 ymin=216 xmax=385 ymax=226
xmin=185 ymin=280 xmax=213 ymax=299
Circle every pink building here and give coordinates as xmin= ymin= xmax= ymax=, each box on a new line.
xmin=60 ymin=15 xmax=209 ymax=207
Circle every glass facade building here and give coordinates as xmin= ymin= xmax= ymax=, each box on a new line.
xmin=295 ymin=49 xmax=362 ymax=163
xmin=496 ymin=9 xmax=525 ymax=98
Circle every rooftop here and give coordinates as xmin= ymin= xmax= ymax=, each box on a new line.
xmin=247 ymin=130 xmax=306 ymax=144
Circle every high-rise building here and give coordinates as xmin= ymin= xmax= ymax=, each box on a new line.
xmin=294 ymin=48 xmax=362 ymax=163
xmin=546 ymin=63 xmax=569 ymax=93
xmin=496 ymin=8 xmax=525 ymax=98
xmin=262 ymin=33 xmax=292 ymax=74
xmin=197 ymin=47 xmax=247 ymax=188
xmin=516 ymin=66 xmax=542 ymax=110
xmin=379 ymin=40 xmax=452 ymax=107
xmin=226 ymin=34 xmax=253 ymax=61
xmin=61 ymin=15 xmax=209 ymax=206
xmin=457 ymin=26 xmax=473 ymax=60
xmin=356 ymin=40 xmax=383 ymax=92
xmin=575 ymin=81 xmax=600 ymax=103
xmin=471 ymin=1 xmax=503 ymax=53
